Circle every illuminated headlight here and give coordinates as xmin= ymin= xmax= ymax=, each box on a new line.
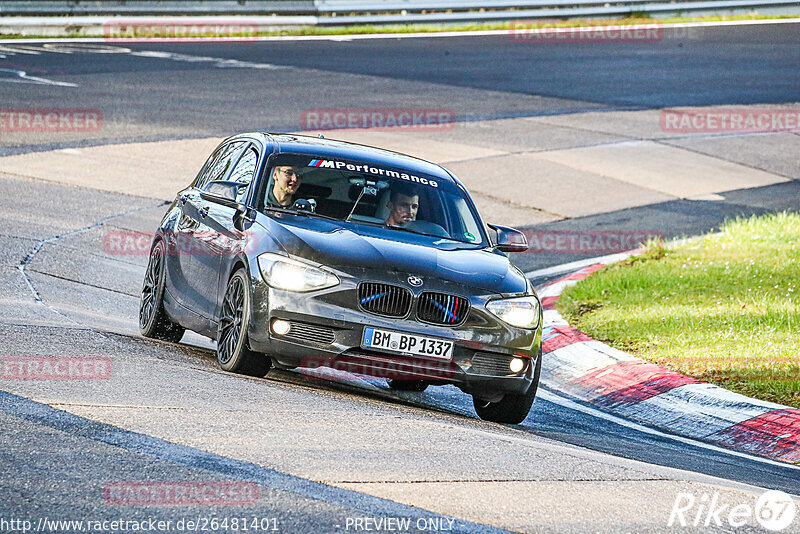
xmin=257 ymin=253 xmax=339 ymax=292
xmin=486 ymin=296 xmax=541 ymax=329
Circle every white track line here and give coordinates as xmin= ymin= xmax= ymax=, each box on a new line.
xmin=538 ymin=388 xmax=800 ymax=472
xmin=525 ymin=252 xmax=629 ymax=279
xmin=1 ymin=17 xmax=799 ymax=44
xmin=525 ymin=233 xmax=727 ymax=279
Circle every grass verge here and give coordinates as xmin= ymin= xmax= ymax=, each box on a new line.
xmin=2 ymin=13 xmax=799 ymax=39
xmin=557 ymin=212 xmax=800 ymax=408
xmin=247 ymin=14 xmax=800 ymax=37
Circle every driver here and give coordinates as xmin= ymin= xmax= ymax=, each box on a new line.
xmin=267 ymin=166 xmax=303 ymax=207
xmin=385 ymin=183 xmax=419 ymax=227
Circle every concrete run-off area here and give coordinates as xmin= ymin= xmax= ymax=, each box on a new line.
xmin=0 ymin=107 xmax=796 ymax=227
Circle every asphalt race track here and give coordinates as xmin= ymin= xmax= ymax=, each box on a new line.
xmin=0 ymin=21 xmax=799 ymax=533
xmin=0 ymin=23 xmax=799 ymax=150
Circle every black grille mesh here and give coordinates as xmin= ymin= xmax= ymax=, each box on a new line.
xmin=283 ymin=321 xmax=336 ymax=345
xmin=416 ymin=292 xmax=469 ymax=325
xmin=358 ymin=283 xmax=412 ymax=318
xmin=471 ymin=352 xmax=519 ymax=376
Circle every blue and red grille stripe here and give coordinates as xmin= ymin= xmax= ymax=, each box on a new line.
xmin=451 ymin=296 xmax=460 ymax=323
xmin=431 ymin=296 xmax=462 ymax=324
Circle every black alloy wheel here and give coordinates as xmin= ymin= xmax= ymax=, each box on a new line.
xmin=217 ymin=268 xmax=270 ymax=377
xmin=140 ymin=240 xmax=185 ymax=343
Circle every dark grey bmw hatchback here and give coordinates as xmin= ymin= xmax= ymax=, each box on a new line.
xmin=139 ymin=133 xmax=542 ymax=423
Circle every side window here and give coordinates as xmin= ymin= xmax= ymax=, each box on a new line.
xmin=193 ymin=147 xmax=223 ymax=188
xmin=228 ymin=147 xmax=258 ymax=203
xmin=197 ymin=141 xmax=245 ymax=190
xmin=453 ymin=196 xmax=482 ymax=242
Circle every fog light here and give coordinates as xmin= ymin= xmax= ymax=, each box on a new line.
xmin=271 ymin=319 xmax=291 ymax=336
xmin=509 ymin=357 xmax=525 ymax=373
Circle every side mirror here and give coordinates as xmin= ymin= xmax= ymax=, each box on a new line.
xmin=233 ymin=204 xmax=253 ymax=232
xmin=488 ymin=223 xmax=528 ymax=253
xmin=203 ymin=180 xmax=242 ymax=203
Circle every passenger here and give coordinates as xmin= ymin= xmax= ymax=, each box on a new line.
xmin=385 ymin=183 xmax=419 ymax=227
xmin=267 ymin=166 xmax=303 ymax=207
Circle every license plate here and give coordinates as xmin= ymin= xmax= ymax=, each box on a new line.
xmin=361 ymin=327 xmax=453 ymax=359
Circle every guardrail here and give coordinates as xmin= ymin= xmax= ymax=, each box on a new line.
xmin=0 ymin=0 xmax=798 ymax=22
xmin=0 ymin=1 xmax=310 ymax=16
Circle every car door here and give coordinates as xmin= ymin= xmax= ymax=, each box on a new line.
xmin=174 ymin=140 xmax=246 ymax=316
xmin=193 ymin=143 xmax=260 ymax=320
xmin=164 ymin=146 xmax=222 ymax=315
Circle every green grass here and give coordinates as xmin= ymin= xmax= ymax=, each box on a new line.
xmin=4 ymin=13 xmax=799 ymax=39
xmin=248 ymin=14 xmax=800 ymax=37
xmin=557 ymin=212 xmax=800 ymax=408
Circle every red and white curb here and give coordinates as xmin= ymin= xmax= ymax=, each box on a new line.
xmin=538 ymin=262 xmax=800 ymax=465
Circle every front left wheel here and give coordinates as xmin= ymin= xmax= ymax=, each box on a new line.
xmin=140 ymin=240 xmax=185 ymax=343
xmin=217 ymin=268 xmax=271 ymax=377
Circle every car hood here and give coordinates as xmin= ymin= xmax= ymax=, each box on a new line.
xmin=260 ymin=215 xmax=528 ymax=295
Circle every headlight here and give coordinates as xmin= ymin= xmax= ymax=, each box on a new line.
xmin=486 ymin=296 xmax=541 ymax=329
xmin=257 ymin=253 xmax=339 ymax=292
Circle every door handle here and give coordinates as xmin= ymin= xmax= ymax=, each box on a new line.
xmin=198 ymin=206 xmax=209 ymax=218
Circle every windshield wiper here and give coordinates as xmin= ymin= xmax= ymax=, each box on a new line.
xmin=384 ymin=223 xmax=462 ymax=243
xmin=383 ymin=224 xmax=482 ymax=247
xmin=264 ymin=206 xmax=338 ymax=221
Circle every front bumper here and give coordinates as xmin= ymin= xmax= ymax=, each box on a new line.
xmin=247 ymin=274 xmax=542 ymax=399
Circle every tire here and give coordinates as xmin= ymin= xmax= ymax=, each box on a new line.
xmin=387 ymin=379 xmax=429 ymax=392
xmin=217 ymin=268 xmax=271 ymax=377
xmin=140 ymin=240 xmax=185 ymax=343
xmin=473 ymin=353 xmax=541 ymax=424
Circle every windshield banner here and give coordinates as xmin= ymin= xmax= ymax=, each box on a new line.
xmin=307 ymin=159 xmax=439 ymax=188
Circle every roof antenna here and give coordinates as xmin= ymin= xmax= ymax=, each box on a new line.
xmin=318 ymin=133 xmax=325 ymax=138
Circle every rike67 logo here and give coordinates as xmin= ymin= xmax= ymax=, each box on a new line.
xmin=669 ymin=490 xmax=796 ymax=531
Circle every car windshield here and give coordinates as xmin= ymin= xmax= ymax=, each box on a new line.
xmin=259 ymin=154 xmax=487 ymax=246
